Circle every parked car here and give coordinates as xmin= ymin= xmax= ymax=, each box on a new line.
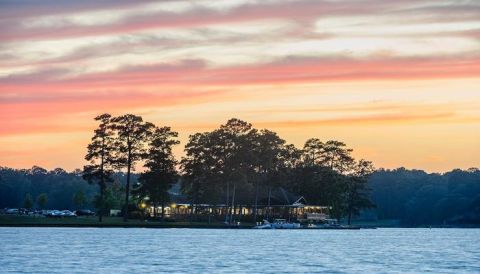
xmin=61 ymin=210 xmax=76 ymax=217
xmin=75 ymin=209 xmax=95 ymax=216
xmin=5 ymin=208 xmax=19 ymax=215
xmin=45 ymin=210 xmax=63 ymax=217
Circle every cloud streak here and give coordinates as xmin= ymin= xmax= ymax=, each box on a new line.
xmin=0 ymin=0 xmax=368 ymax=41
xmin=2 ymin=0 xmax=475 ymax=42
xmin=256 ymin=112 xmax=458 ymax=128
xmin=2 ymin=55 xmax=479 ymax=96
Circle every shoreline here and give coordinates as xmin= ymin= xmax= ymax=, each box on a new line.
xmin=1 ymin=223 xmax=478 ymax=229
xmin=0 ymin=223 xmax=252 ymax=229
xmin=1 ymin=216 xmax=478 ymax=229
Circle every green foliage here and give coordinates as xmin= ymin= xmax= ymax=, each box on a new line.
xmin=36 ymin=193 xmax=48 ymax=209
xmin=134 ymin=126 xmax=179 ymax=216
xmin=73 ymin=190 xmax=86 ymax=209
xmin=23 ymin=193 xmax=33 ymax=209
xmin=369 ymin=168 xmax=480 ymax=225
xmin=93 ymin=188 xmax=120 ymax=213
xmin=345 ymin=160 xmax=376 ymax=224
xmin=1 ymin=166 xmax=478 ymax=225
xmin=107 ymin=180 xmax=125 ymax=209
xmin=0 ymin=166 xmax=132 ymax=210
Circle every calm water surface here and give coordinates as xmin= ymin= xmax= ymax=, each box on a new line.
xmin=0 ymin=228 xmax=479 ymax=273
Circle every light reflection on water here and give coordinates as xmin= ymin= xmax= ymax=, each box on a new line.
xmin=1 ymin=228 xmax=479 ymax=273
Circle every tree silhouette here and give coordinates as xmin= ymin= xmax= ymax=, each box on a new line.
xmin=134 ymin=126 xmax=179 ymax=219
xmin=217 ymin=119 xmax=257 ymax=223
xmin=251 ymin=129 xmax=287 ymax=221
xmin=83 ymin=113 xmax=115 ymax=222
xmin=321 ymin=140 xmax=356 ymax=219
xmin=181 ymin=132 xmax=219 ymax=216
xmin=73 ymin=190 xmax=86 ymax=209
xmin=23 ymin=193 xmax=33 ymax=210
xmin=3 ymin=165 xmax=479 ymax=225
xmin=181 ymin=119 xmax=258 ymax=223
xmin=111 ymin=114 xmax=154 ymax=222
xmin=303 ymin=138 xmax=325 ymax=166
xmin=36 ymin=193 xmax=48 ymax=209
xmin=346 ymin=159 xmax=376 ymax=225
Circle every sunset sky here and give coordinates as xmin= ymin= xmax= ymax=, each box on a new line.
xmin=0 ymin=0 xmax=479 ymax=172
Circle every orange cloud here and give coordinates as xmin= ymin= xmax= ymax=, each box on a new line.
xmin=0 ymin=89 xmax=226 ymax=136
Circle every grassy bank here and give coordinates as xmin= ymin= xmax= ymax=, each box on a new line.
xmin=0 ymin=215 xmax=253 ymax=229
xmin=5 ymin=215 xmax=472 ymax=229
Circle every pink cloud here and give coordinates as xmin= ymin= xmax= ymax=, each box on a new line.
xmin=2 ymin=54 xmax=478 ymax=137
xmin=2 ymin=55 xmax=479 ymax=97
xmin=0 ymin=89 xmax=225 ymax=136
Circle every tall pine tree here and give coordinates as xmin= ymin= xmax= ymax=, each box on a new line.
xmin=83 ymin=113 xmax=115 ymax=222
xmin=111 ymin=114 xmax=154 ymax=222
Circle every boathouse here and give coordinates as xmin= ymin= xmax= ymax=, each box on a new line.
xmin=143 ymin=185 xmax=333 ymax=223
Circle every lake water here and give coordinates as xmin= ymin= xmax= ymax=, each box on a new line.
xmin=0 ymin=228 xmax=479 ymax=273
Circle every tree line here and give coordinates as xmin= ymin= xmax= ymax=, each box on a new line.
xmin=369 ymin=167 xmax=480 ymax=225
xmin=1 ymin=166 xmax=478 ymax=225
xmin=0 ymin=166 xmax=128 ymax=213
xmin=80 ymin=114 xmax=374 ymax=224
xmin=3 ymin=113 xmax=477 ymax=225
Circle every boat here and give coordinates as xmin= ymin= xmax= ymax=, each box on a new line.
xmin=304 ymin=218 xmax=339 ymax=229
xmin=254 ymin=219 xmax=362 ymax=229
xmin=305 ymin=223 xmax=361 ymax=229
xmin=254 ymin=219 xmax=301 ymax=229
xmin=253 ymin=220 xmax=272 ymax=229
